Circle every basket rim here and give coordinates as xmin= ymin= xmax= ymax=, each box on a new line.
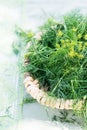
xmin=24 ymin=72 xmax=85 ymax=110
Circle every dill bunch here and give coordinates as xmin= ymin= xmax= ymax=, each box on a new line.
xmin=23 ymin=11 xmax=87 ymax=101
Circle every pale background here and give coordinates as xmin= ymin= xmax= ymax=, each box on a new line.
xmin=0 ymin=0 xmax=87 ymax=129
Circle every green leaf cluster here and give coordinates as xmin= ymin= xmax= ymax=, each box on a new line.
xmin=24 ymin=11 xmax=87 ymax=101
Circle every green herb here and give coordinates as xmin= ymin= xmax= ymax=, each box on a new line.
xmin=14 ymin=11 xmax=87 ymax=118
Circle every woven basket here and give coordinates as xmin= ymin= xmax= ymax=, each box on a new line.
xmin=24 ymin=72 xmax=85 ymax=111
xmin=23 ymin=43 xmax=85 ymax=111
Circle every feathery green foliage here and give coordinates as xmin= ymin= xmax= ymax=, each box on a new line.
xmin=13 ymin=11 xmax=87 ymax=118
xmin=23 ymin=11 xmax=87 ymax=102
